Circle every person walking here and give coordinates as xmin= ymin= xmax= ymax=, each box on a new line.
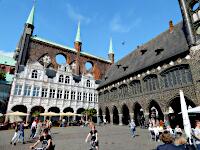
xmin=10 ymin=122 xmax=20 ymax=145
xmin=34 ymin=120 xmax=43 ymax=138
xmin=18 ymin=121 xmax=25 ymax=144
xmin=129 ymin=119 xmax=136 ymax=138
xmin=30 ymin=119 xmax=37 ymax=139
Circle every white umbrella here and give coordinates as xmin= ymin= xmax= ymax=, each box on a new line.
xmin=5 ymin=111 xmax=28 ymax=116
xmin=187 ymin=106 xmax=200 ymax=113
xmin=180 ymin=90 xmax=192 ymax=144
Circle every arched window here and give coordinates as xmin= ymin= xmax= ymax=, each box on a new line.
xmin=65 ymin=76 xmax=70 ymax=84
xmin=31 ymin=70 xmax=38 ymax=79
xmin=86 ymin=80 xmax=90 ymax=87
xmin=119 ymin=84 xmax=128 ymax=98
xmin=143 ymin=75 xmax=159 ymax=92
xmin=160 ymin=65 xmax=193 ymax=89
xmin=110 ymin=87 xmax=118 ymax=100
xmin=58 ymin=75 xmax=64 ymax=83
xmin=130 ymin=80 xmax=142 ymax=95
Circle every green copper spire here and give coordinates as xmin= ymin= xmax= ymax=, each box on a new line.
xmin=26 ymin=2 xmax=35 ymax=25
xmin=109 ymin=38 xmax=114 ymax=54
xmin=75 ymin=21 xmax=81 ymax=43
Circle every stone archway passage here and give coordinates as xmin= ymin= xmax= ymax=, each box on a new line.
xmin=169 ymin=97 xmax=196 ymax=128
xmin=148 ymin=100 xmax=164 ymax=122
xmin=113 ymin=106 xmax=119 ymax=125
xmin=133 ymin=103 xmax=144 ymax=126
xmin=63 ymin=107 xmax=74 ymax=113
xmin=48 ymin=107 xmax=60 ymax=123
xmin=76 ymin=108 xmax=85 ymax=121
xmin=122 ymin=104 xmax=130 ymax=125
xmin=11 ymin=105 xmax=27 ymax=113
xmin=99 ymin=108 xmax=103 ymax=123
xmin=105 ymin=107 xmax=110 ymax=123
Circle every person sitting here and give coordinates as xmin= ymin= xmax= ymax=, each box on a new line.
xmin=193 ymin=120 xmax=200 ymax=150
xmin=30 ymin=128 xmax=55 ymax=150
xmin=174 ymin=125 xmax=182 ymax=137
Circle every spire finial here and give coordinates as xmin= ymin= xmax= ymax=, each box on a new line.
xmin=109 ymin=38 xmax=114 ymax=54
xmin=75 ymin=21 xmax=81 ymax=43
xmin=26 ymin=1 xmax=35 ymax=25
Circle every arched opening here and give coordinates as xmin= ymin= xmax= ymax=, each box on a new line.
xmin=85 ymin=61 xmax=93 ymax=73
xmin=48 ymin=107 xmax=60 ymax=124
xmin=121 ymin=104 xmax=130 ymax=125
xmin=11 ymin=105 xmax=27 ymax=113
xmin=99 ymin=108 xmax=103 ymax=123
xmin=30 ymin=106 xmax=45 ymax=122
xmin=56 ymin=54 xmax=67 ymax=65
xmin=148 ymin=100 xmax=164 ymax=126
xmin=105 ymin=107 xmax=110 ymax=123
xmin=77 ymin=108 xmax=85 ymax=121
xmin=133 ymin=103 xmax=144 ymax=126
xmin=168 ymin=96 xmax=196 ymax=128
xmin=63 ymin=107 xmax=74 ymax=113
xmin=113 ymin=106 xmax=119 ymax=125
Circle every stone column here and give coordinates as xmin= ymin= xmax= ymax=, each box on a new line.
xmin=110 ymin=114 xmax=113 ymax=125
xmin=130 ymin=113 xmax=134 ymax=121
xmin=144 ymin=111 xmax=149 ymax=125
xmin=119 ymin=114 xmax=123 ymax=125
xmin=103 ymin=114 xmax=106 ymax=123
xmin=26 ymin=111 xmax=30 ymax=124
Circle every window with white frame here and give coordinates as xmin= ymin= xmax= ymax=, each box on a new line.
xmin=64 ymin=90 xmax=70 ymax=100
xmin=94 ymin=94 xmax=98 ymax=102
xmin=59 ymin=75 xmax=64 ymax=83
xmin=86 ymin=80 xmax=90 ymax=87
xmin=14 ymin=84 xmax=22 ymax=96
xmin=77 ymin=92 xmax=82 ymax=101
xmin=57 ymin=89 xmax=63 ymax=99
xmin=24 ymin=85 xmax=31 ymax=96
xmin=83 ymin=92 xmax=87 ymax=102
xmin=71 ymin=91 xmax=76 ymax=100
xmin=41 ymin=88 xmax=48 ymax=98
xmin=65 ymin=76 xmax=70 ymax=84
xmin=89 ymin=93 xmax=93 ymax=102
xmin=50 ymin=89 xmax=56 ymax=98
xmin=33 ymin=86 xmax=40 ymax=97
xmin=31 ymin=70 xmax=38 ymax=79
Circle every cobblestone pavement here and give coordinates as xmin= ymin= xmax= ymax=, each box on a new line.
xmin=0 ymin=125 xmax=160 ymax=150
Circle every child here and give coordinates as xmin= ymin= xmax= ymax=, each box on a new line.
xmin=85 ymin=122 xmax=99 ymax=150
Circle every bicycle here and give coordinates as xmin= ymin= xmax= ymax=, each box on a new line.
xmin=89 ymin=141 xmax=97 ymax=150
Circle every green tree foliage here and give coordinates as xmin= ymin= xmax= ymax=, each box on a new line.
xmin=32 ymin=111 xmax=40 ymax=117
xmin=82 ymin=108 xmax=97 ymax=120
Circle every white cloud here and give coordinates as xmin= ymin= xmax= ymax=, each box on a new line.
xmin=66 ymin=4 xmax=91 ymax=24
xmin=0 ymin=50 xmax=14 ymax=57
xmin=110 ymin=14 xmax=142 ymax=33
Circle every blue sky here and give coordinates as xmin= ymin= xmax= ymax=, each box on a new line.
xmin=0 ymin=0 xmax=182 ymax=61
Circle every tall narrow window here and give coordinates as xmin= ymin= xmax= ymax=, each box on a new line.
xmin=57 ymin=89 xmax=63 ymax=99
xmin=58 ymin=75 xmax=64 ymax=83
xmin=83 ymin=92 xmax=87 ymax=102
xmin=24 ymin=85 xmax=31 ymax=96
xmin=77 ymin=92 xmax=82 ymax=101
xmin=143 ymin=75 xmax=159 ymax=92
xmin=33 ymin=86 xmax=40 ymax=97
xmin=50 ymin=89 xmax=56 ymax=98
xmin=14 ymin=84 xmax=22 ymax=96
xmin=32 ymin=70 xmax=38 ymax=79
xmin=65 ymin=76 xmax=70 ymax=84
xmin=71 ymin=91 xmax=76 ymax=100
xmin=64 ymin=90 xmax=70 ymax=100
xmin=42 ymin=88 xmax=48 ymax=98
xmin=86 ymin=80 xmax=90 ymax=87
xmin=89 ymin=93 xmax=93 ymax=102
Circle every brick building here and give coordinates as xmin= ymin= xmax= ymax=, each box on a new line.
xmin=97 ymin=0 xmax=200 ymax=127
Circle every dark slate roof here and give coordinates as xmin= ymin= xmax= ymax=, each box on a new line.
xmin=98 ymin=22 xmax=189 ymax=89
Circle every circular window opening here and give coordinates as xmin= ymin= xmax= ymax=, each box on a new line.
xmin=196 ymin=26 xmax=200 ymax=34
xmin=85 ymin=62 xmax=93 ymax=71
xmin=56 ymin=54 xmax=66 ymax=65
xmin=192 ymin=2 xmax=199 ymax=11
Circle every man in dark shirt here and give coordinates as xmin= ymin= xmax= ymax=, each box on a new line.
xmin=30 ymin=128 xmax=54 ymax=150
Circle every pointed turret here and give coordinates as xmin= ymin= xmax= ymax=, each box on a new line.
xmin=26 ymin=3 xmax=35 ymax=25
xmin=74 ymin=21 xmax=82 ymax=52
xmin=108 ymin=38 xmax=114 ymax=64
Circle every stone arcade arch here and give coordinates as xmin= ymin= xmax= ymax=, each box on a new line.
xmin=105 ymin=107 xmax=110 ymax=123
xmin=99 ymin=108 xmax=103 ymax=123
xmin=168 ymin=96 xmax=196 ymax=128
xmin=48 ymin=107 xmax=60 ymax=122
xmin=11 ymin=105 xmax=27 ymax=113
xmin=133 ymin=103 xmax=144 ymax=126
xmin=112 ymin=106 xmax=119 ymax=125
xmin=148 ymin=100 xmax=164 ymax=122
xmin=76 ymin=108 xmax=85 ymax=121
xmin=121 ymin=104 xmax=130 ymax=125
xmin=63 ymin=107 xmax=74 ymax=113
xmin=30 ymin=106 xmax=45 ymax=122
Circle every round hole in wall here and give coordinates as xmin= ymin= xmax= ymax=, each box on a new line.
xmin=192 ymin=2 xmax=199 ymax=11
